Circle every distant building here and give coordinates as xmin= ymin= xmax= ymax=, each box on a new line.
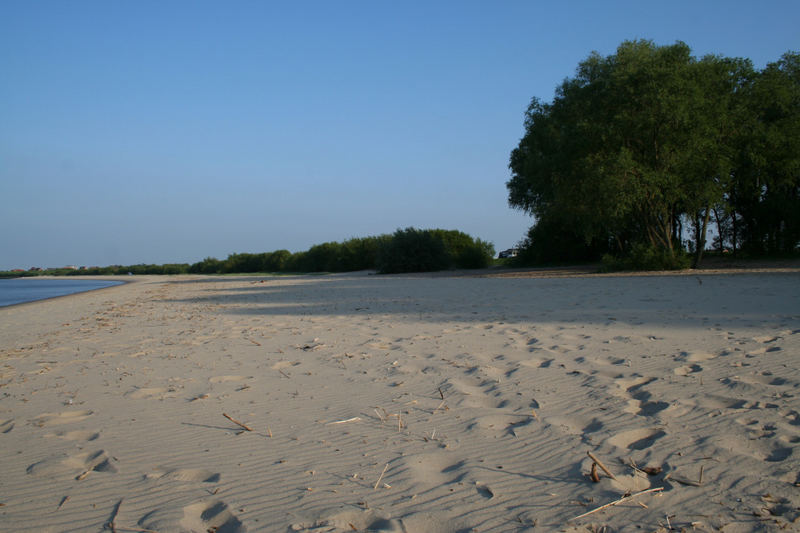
xmin=498 ymin=248 xmax=519 ymax=259
xmin=29 ymin=267 xmax=42 ymax=271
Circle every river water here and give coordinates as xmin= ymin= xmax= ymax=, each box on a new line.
xmin=0 ymin=278 xmax=124 ymax=307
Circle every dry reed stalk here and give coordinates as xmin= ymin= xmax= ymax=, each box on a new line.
xmin=249 ymin=339 xmax=261 ymax=346
xmin=432 ymin=399 xmax=448 ymax=414
xmin=327 ymin=417 xmax=362 ymax=425
xmin=107 ymin=498 xmax=123 ymax=533
xmin=570 ymin=487 xmax=664 ymax=521
xmin=374 ymin=464 xmax=389 ymax=490
xmin=278 ymin=369 xmax=291 ymax=379
xmin=223 ymin=413 xmax=253 ymax=432
xmin=76 ymin=470 xmax=91 ymax=481
xmin=587 ymin=451 xmax=618 ymax=481
xmin=57 ymin=496 xmax=69 ymax=510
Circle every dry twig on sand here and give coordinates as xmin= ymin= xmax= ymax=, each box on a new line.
xmin=374 ymin=463 xmax=389 ymax=490
xmin=587 ymin=451 xmax=618 ymax=481
xmin=570 ymin=487 xmax=664 ymax=521
xmin=223 ymin=413 xmax=253 ymax=432
xmin=327 ymin=417 xmax=362 ymax=425
xmin=106 ymin=498 xmax=123 ymax=533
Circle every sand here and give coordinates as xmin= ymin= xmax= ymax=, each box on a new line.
xmin=1 ymin=270 xmax=798 ymax=532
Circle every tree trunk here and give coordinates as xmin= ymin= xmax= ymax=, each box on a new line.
xmin=692 ymin=206 xmax=712 ymax=268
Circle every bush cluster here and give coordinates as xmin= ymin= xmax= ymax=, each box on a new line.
xmin=3 ymin=229 xmax=494 ymax=277
xmin=376 ymin=228 xmax=495 ymax=273
xmin=600 ymin=244 xmax=691 ymax=272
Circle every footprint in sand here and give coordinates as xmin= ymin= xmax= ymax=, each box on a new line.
xmin=469 ymin=413 xmax=535 ymax=437
xmin=673 ymin=364 xmax=703 ymax=376
xmin=290 ymin=509 xmax=465 ymax=533
xmin=47 ymin=429 xmax=100 ymax=441
xmin=393 ymin=512 xmax=468 ymax=533
xmin=677 ymin=350 xmax=717 ymax=363
xmin=441 ymin=379 xmax=503 ymax=409
xmin=626 ymin=381 xmax=670 ymax=417
xmin=146 ymin=466 xmax=221 ymax=483
xmin=723 ymin=431 xmax=795 ymax=463
xmin=208 ymin=375 xmax=250 ymax=384
xmin=179 ymin=500 xmax=245 ymax=533
xmin=270 ymin=361 xmax=301 ymax=371
xmin=34 ymin=409 xmax=93 ymax=427
xmin=27 ymin=449 xmax=117 ymax=478
xmin=475 ymin=481 xmax=495 ymax=499
xmin=607 ymin=428 xmax=666 ymax=451
xmin=125 ymin=386 xmax=177 ymax=400
xmin=399 ymin=454 xmax=468 ymax=487
xmin=753 ymin=335 xmax=781 ymax=344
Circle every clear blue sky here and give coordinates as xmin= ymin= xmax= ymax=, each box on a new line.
xmin=1 ymin=1 xmax=798 ymax=270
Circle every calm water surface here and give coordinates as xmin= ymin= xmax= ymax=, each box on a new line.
xmin=0 ymin=278 xmax=124 ymax=307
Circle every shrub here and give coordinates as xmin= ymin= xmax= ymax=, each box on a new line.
xmin=601 ymin=243 xmax=690 ymax=271
xmin=429 ymin=230 xmax=495 ymax=269
xmin=189 ymin=257 xmax=223 ymax=274
xmin=376 ymin=228 xmax=449 ymax=273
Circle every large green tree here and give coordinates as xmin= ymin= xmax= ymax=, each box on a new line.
xmin=733 ymin=52 xmax=800 ymax=254
xmin=508 ymin=40 xmax=758 ymax=267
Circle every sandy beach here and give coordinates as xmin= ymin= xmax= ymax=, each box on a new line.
xmin=1 ymin=270 xmax=799 ymax=532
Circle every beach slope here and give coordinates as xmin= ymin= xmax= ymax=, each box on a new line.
xmin=1 ymin=272 xmax=798 ymax=531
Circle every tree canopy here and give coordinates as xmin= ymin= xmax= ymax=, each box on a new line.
xmin=508 ymin=40 xmax=799 ymax=268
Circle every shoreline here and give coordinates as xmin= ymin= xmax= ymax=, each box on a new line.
xmin=0 ymin=276 xmax=136 ymax=310
xmin=1 ymin=272 xmax=798 ymax=531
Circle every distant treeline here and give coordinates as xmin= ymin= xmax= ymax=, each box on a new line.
xmin=1 ymin=228 xmax=495 ymax=278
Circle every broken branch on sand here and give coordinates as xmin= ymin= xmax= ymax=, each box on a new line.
xmin=374 ymin=463 xmax=389 ymax=490
xmin=57 ymin=495 xmax=69 ymax=510
xmin=223 ymin=413 xmax=253 ymax=432
xmin=570 ymin=487 xmax=664 ymax=521
xmin=327 ymin=417 xmax=362 ymax=425
xmin=587 ymin=451 xmax=618 ymax=481
xmin=106 ymin=498 xmax=123 ymax=533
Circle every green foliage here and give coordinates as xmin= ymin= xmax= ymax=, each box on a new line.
xmin=375 ymin=228 xmax=495 ymax=273
xmin=428 ymin=229 xmax=496 ymax=269
xmin=189 ymin=257 xmax=223 ymax=274
xmin=511 ymin=214 xmax=610 ymax=266
xmin=5 ymin=230 xmax=494 ymax=277
xmin=376 ymin=228 xmax=449 ymax=273
xmin=508 ymin=40 xmax=799 ymax=268
xmin=601 ymin=243 xmax=691 ymax=272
